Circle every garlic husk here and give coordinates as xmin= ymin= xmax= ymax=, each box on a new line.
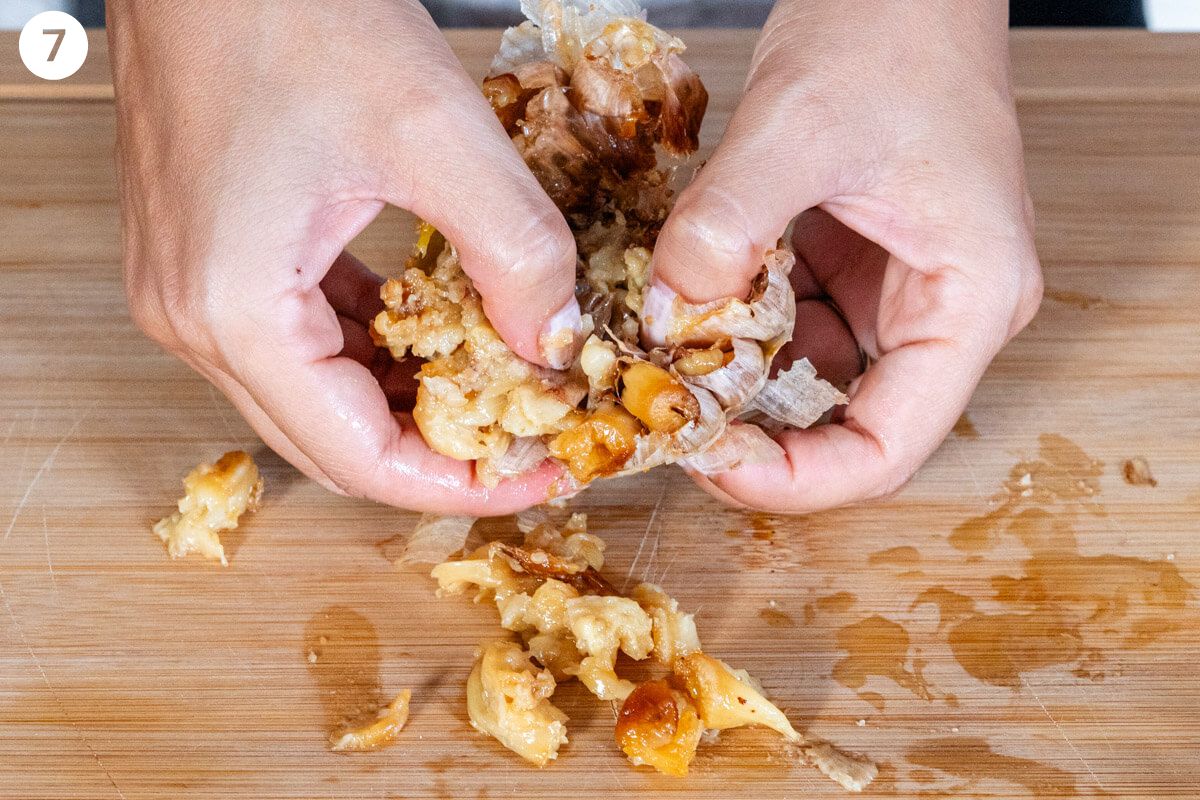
xmin=504 ymin=0 xmax=648 ymax=74
xmin=516 ymin=506 xmax=552 ymax=534
xmin=396 ymin=514 xmax=477 ymax=567
xmin=492 ymin=21 xmax=547 ymax=74
xmin=680 ymin=423 xmax=785 ymax=475
xmin=667 ymin=249 xmax=797 ymax=346
xmin=744 ymin=358 xmax=848 ymax=431
xmin=480 ymin=436 xmax=552 ymax=488
xmin=800 ymin=739 xmax=880 ymax=793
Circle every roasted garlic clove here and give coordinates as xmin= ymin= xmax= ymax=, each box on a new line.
xmin=482 ymin=72 xmax=525 ymax=130
xmin=564 ymin=595 xmax=654 ymax=701
xmin=579 ymin=335 xmax=620 ymax=391
xmin=152 ymin=450 xmax=263 ymax=566
xmin=466 ymin=641 xmax=568 ymax=767
xmin=547 ymin=401 xmax=643 ymax=482
xmin=329 ymin=690 xmax=411 ymax=752
xmin=672 ymin=344 xmax=729 ymax=377
xmin=630 ymin=582 xmax=701 ymax=664
xmin=672 ymin=652 xmax=798 ymax=739
xmin=618 ymin=362 xmax=700 ymax=433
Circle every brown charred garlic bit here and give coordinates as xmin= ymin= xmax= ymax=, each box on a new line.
xmin=672 ymin=344 xmax=729 ymax=377
xmin=547 ymin=401 xmax=643 ymax=482
xmin=153 ymin=450 xmax=263 ymax=566
xmin=615 ymin=679 xmax=704 ymax=777
xmin=618 ymin=361 xmax=700 ymax=433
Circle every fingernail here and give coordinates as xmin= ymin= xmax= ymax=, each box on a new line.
xmin=640 ymin=280 xmax=678 ymax=348
xmin=539 ymin=298 xmax=584 ymax=370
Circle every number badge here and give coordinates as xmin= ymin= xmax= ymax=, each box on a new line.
xmin=19 ymin=11 xmax=88 ymax=81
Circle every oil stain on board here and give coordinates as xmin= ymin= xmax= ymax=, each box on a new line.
xmin=304 ymin=606 xmax=385 ymax=739
xmin=821 ymin=433 xmax=1194 ymax=713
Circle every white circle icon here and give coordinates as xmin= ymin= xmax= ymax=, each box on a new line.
xmin=19 ymin=11 xmax=88 ymax=81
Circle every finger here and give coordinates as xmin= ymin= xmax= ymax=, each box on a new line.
xmin=781 ymin=299 xmax=863 ymax=389
xmin=790 ymin=209 xmax=888 ymax=357
xmin=708 ymin=264 xmax=1005 ymax=513
xmin=206 ymin=370 xmax=342 ymax=493
xmin=335 ymin=313 xmax=379 ymax=370
xmin=143 ymin=313 xmax=345 ymax=492
xmin=220 ymin=287 xmax=562 ymax=515
xmin=681 ymin=468 xmax=752 ymax=510
xmin=335 ymin=313 xmax=419 ymax=408
xmin=380 ymin=68 xmax=580 ymax=369
xmin=711 ymin=343 xmax=981 ymax=513
xmin=649 ymin=83 xmax=844 ymax=303
xmin=320 ymin=250 xmax=384 ymax=326
xmin=376 ymin=352 xmax=421 ymax=411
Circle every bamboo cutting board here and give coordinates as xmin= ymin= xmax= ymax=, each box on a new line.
xmin=2 ymin=29 xmax=1200 ymax=800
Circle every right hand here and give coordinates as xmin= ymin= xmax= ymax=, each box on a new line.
xmin=108 ymin=0 xmax=581 ymax=514
xmin=650 ymin=0 xmax=1042 ymax=513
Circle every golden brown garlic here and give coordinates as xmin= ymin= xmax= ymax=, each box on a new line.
xmin=618 ymin=362 xmax=700 ymax=433
xmin=547 ymin=401 xmax=643 ymax=482
xmin=429 ymin=510 xmax=875 ymax=789
xmin=615 ymin=680 xmax=704 ymax=777
xmin=152 ymin=450 xmax=262 ymax=565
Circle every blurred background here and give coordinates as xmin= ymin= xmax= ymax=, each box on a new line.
xmin=3 ymin=0 xmax=1200 ymax=30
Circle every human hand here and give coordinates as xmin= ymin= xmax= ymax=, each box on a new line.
xmin=109 ymin=0 xmax=581 ymax=513
xmin=649 ymin=0 xmax=1043 ymax=512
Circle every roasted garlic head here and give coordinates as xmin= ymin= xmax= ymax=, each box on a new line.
xmin=373 ymin=0 xmax=845 ymax=489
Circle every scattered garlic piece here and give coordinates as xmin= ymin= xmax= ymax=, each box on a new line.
xmin=152 ymin=450 xmax=262 ymax=565
xmin=467 ymin=641 xmax=568 ymax=766
xmin=330 ymin=690 xmax=411 ymax=752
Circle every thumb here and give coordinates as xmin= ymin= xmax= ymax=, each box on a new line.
xmin=650 ymin=83 xmax=841 ymax=305
xmin=386 ymin=76 xmax=581 ymax=369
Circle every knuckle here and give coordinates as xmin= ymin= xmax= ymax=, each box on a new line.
xmin=1013 ymin=260 xmax=1045 ymax=333
xmin=124 ymin=284 xmax=168 ymax=343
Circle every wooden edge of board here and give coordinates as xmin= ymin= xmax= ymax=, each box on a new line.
xmin=2 ymin=28 xmax=1200 ymax=103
